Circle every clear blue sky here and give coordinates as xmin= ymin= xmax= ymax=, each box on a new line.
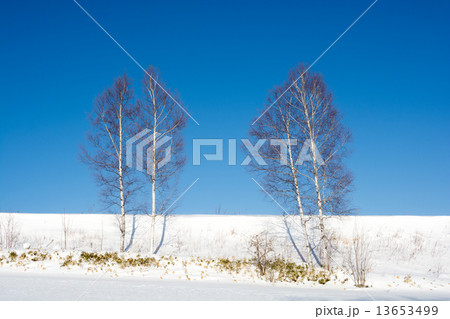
xmin=1 ymin=0 xmax=449 ymax=215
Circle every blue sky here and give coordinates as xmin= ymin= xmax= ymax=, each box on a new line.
xmin=0 ymin=0 xmax=449 ymax=215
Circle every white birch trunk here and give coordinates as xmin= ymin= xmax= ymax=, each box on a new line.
xmin=286 ymin=132 xmax=314 ymax=270
xmin=150 ymin=110 xmax=157 ymax=254
xmin=118 ymin=102 xmax=126 ymax=253
xmin=300 ymin=85 xmax=329 ymax=270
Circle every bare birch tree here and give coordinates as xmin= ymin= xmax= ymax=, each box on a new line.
xmin=61 ymin=209 xmax=72 ymax=250
xmin=248 ymin=85 xmax=315 ymax=269
xmin=81 ymin=74 xmax=140 ymax=252
xmin=345 ymin=223 xmax=373 ymax=287
xmin=136 ymin=66 xmax=187 ymax=254
xmin=0 ymin=214 xmax=21 ymax=250
xmin=288 ymin=65 xmax=353 ymax=270
xmin=249 ymin=64 xmax=352 ymax=270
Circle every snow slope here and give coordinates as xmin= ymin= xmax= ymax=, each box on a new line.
xmin=0 ymin=213 xmax=449 ymax=300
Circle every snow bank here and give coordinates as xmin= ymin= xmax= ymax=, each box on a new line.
xmin=0 ymin=213 xmax=449 ymax=292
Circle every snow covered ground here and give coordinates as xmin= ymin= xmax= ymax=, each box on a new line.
xmin=0 ymin=213 xmax=449 ymax=300
xmin=1 ymin=271 xmax=448 ymax=301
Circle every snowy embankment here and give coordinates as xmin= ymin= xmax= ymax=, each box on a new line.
xmin=0 ymin=213 xmax=449 ymax=300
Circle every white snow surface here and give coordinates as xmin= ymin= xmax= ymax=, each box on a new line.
xmin=0 ymin=213 xmax=449 ymax=300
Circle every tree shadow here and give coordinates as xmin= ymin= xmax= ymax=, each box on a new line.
xmin=283 ymin=215 xmax=306 ymax=263
xmin=125 ymin=214 xmax=137 ymax=252
xmin=310 ymin=241 xmax=322 ymax=267
xmin=282 ymin=215 xmax=323 ymax=267
xmin=153 ymin=214 xmax=167 ymax=254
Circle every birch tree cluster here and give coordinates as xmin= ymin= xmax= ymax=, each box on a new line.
xmin=248 ymin=64 xmax=353 ymax=270
xmin=81 ymin=67 xmax=187 ymax=253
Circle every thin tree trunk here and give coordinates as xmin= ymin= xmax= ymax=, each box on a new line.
xmin=150 ymin=180 xmax=156 ymax=254
xmin=119 ymin=102 xmax=126 ymax=253
xmin=309 ymin=138 xmax=328 ymax=270
xmin=62 ymin=209 xmax=69 ymax=250
xmin=150 ymin=114 xmax=157 ymax=254
xmin=292 ymin=173 xmax=314 ymax=269
xmin=63 ymin=212 xmax=67 ymax=250
xmin=294 ymin=180 xmax=314 ymax=269
xmin=119 ymin=171 xmax=125 ymax=252
xmin=314 ymin=171 xmax=328 ymax=270
xmin=301 ymin=86 xmax=329 ymax=270
xmin=286 ymin=132 xmax=314 ymax=270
